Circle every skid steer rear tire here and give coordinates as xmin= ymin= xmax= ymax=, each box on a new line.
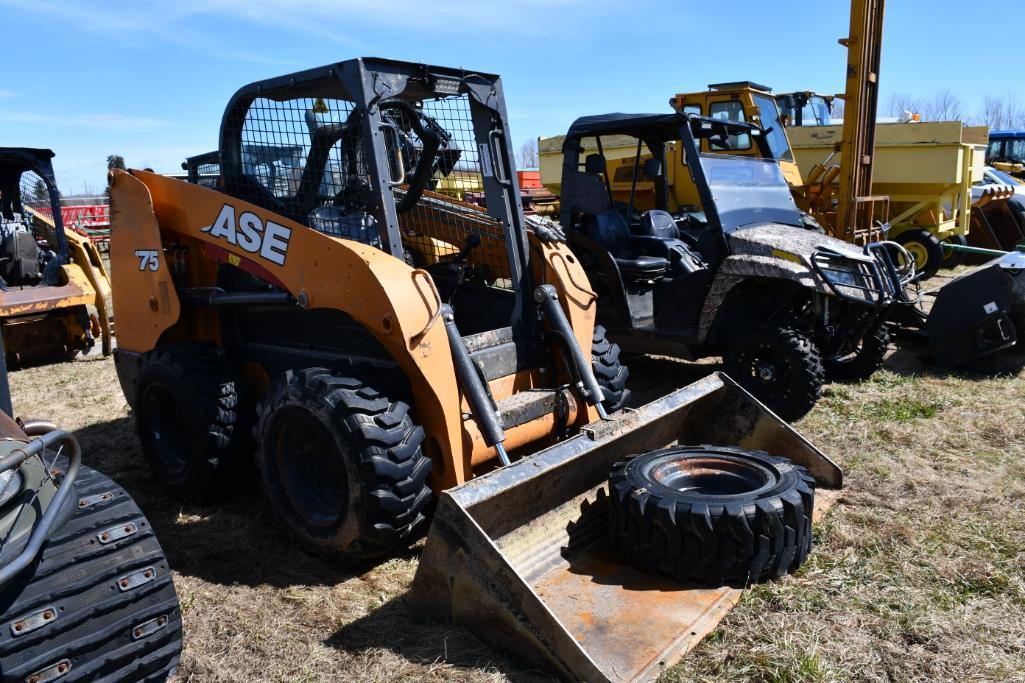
xmin=591 ymin=325 xmax=631 ymax=412
xmin=0 ymin=466 xmax=182 ymax=682
xmin=824 ymin=323 xmax=890 ymax=381
xmin=134 ymin=343 xmax=249 ymax=501
xmin=608 ymin=446 xmax=815 ymax=586
xmin=255 ymin=369 xmax=432 ymax=564
xmin=723 ymin=327 xmax=823 ymax=421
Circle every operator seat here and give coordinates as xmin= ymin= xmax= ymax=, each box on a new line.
xmin=0 ymin=229 xmax=41 ymax=286
xmin=639 ymin=210 xmax=706 ymax=275
xmin=590 ymin=210 xmax=668 ymax=280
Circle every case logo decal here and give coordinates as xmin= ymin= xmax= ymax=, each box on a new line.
xmin=202 ymin=204 xmax=291 ymax=266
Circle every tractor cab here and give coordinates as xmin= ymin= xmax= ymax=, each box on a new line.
xmin=776 ymin=92 xmax=838 ymax=127
xmin=988 ymin=130 xmax=1025 ymax=178
xmin=670 ymin=82 xmax=802 ymax=185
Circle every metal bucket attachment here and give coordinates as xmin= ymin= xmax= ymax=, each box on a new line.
xmin=409 ymin=372 xmax=840 ymax=683
xmin=925 ymin=259 xmax=1020 ymax=365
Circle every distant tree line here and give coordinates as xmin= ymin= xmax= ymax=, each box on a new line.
xmin=885 ymin=91 xmax=1025 ymax=128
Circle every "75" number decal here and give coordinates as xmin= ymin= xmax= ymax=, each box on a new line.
xmin=134 ymin=249 xmax=160 ymax=272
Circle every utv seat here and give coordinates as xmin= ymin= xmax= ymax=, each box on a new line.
xmin=590 ymin=210 xmax=668 ymax=280
xmin=638 ymin=210 xmax=706 ymax=275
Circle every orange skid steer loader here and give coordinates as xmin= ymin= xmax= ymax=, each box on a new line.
xmin=108 ymin=58 xmax=840 ymax=681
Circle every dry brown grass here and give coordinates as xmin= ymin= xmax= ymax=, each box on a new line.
xmin=8 ymin=339 xmax=1025 ymax=682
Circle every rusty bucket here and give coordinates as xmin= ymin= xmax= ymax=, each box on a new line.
xmin=409 ymin=372 xmax=841 ymax=682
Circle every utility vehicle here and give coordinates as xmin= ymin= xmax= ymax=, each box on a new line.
xmin=557 ymin=112 xmax=906 ymax=419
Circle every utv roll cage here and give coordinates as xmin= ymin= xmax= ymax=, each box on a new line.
xmin=559 ymin=113 xmax=902 ymax=307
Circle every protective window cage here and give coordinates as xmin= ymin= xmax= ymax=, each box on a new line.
xmin=0 ymin=171 xmax=56 ymax=245
xmin=232 ymin=92 xmax=515 ymax=290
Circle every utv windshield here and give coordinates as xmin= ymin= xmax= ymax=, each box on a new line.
xmin=699 ymin=153 xmax=803 ymax=231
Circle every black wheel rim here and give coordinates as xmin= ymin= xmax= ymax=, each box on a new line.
xmin=735 ymin=345 xmax=792 ymax=402
xmin=271 ymin=406 xmax=348 ymax=530
xmin=141 ymin=383 xmax=191 ymax=478
xmin=648 ymin=453 xmax=774 ymax=496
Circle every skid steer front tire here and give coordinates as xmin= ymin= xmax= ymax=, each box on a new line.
xmin=591 ymin=325 xmax=631 ymax=412
xmin=134 ymin=343 xmax=248 ymax=501
xmin=723 ymin=327 xmax=823 ymax=421
xmin=824 ymin=323 xmax=890 ymax=381
xmin=255 ymin=369 xmax=432 ymax=564
xmin=608 ymin=446 xmax=816 ymax=586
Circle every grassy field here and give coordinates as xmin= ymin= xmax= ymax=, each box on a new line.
xmin=8 ymin=338 xmax=1025 ymax=682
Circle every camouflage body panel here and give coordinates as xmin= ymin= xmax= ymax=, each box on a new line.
xmin=696 ymin=224 xmax=876 ymax=340
xmin=726 ymin=223 xmax=866 ymax=262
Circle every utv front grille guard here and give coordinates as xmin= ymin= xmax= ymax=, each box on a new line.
xmin=0 ymin=430 xmax=81 ymax=589
xmin=810 ymin=246 xmax=894 ymax=308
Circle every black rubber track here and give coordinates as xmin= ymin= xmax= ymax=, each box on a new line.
xmin=609 ymin=446 xmax=816 ymax=586
xmin=134 ymin=342 xmax=249 ymax=500
xmin=0 ymin=466 xmax=181 ymax=682
xmin=824 ymin=323 xmax=890 ymax=382
xmin=723 ymin=327 xmax=824 ymax=422
xmin=591 ymin=325 xmax=631 ymax=412
xmin=255 ymin=368 xmax=432 ymax=564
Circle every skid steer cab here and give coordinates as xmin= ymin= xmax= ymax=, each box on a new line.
xmin=0 ymin=149 xmax=112 ymax=366
xmin=109 ymin=59 xmax=841 ymax=681
xmin=555 ymin=112 xmax=908 ymax=420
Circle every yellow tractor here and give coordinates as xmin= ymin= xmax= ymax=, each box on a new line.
xmin=0 ymin=149 xmax=112 ymax=366
xmin=109 ymin=57 xmax=842 ymax=681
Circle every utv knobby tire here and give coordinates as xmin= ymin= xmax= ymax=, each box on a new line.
xmin=609 ymin=446 xmax=815 ymax=586
xmin=0 ymin=466 xmax=181 ymax=682
xmin=723 ymin=327 xmax=824 ymax=421
xmin=824 ymin=323 xmax=890 ymax=381
xmin=134 ymin=343 xmax=248 ymax=501
xmin=592 ymin=325 xmax=631 ymax=412
xmin=255 ymin=369 xmax=431 ymax=564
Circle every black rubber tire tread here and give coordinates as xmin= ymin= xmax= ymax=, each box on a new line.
xmin=824 ymin=323 xmax=890 ymax=381
xmin=255 ymin=368 xmax=432 ymax=564
xmin=134 ymin=342 xmax=247 ymax=501
xmin=941 ymin=234 xmax=968 ymax=269
xmin=591 ymin=325 xmax=631 ymax=412
xmin=0 ymin=466 xmax=181 ymax=682
xmin=608 ymin=446 xmax=815 ymax=586
xmin=894 ymin=229 xmax=944 ymax=281
xmin=723 ymin=327 xmax=824 ymax=422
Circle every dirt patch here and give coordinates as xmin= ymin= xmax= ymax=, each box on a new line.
xmin=7 ymin=340 xmax=1025 ymax=682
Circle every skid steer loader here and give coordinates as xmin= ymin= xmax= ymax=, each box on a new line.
xmin=0 ymin=149 xmax=112 ymax=367
xmin=0 ymin=329 xmax=182 ymax=681
xmin=108 ymin=58 xmax=841 ymax=681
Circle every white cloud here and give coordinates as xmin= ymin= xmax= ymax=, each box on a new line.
xmin=0 ymin=90 xmax=13 ymax=98
xmin=0 ymin=111 xmax=168 ymax=129
xmin=0 ymin=0 xmax=611 ymax=46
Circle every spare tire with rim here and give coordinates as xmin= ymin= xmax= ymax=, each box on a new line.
xmin=608 ymin=445 xmax=816 ymax=586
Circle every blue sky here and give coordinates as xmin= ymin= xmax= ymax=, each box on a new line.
xmin=0 ymin=0 xmax=1015 ymax=194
